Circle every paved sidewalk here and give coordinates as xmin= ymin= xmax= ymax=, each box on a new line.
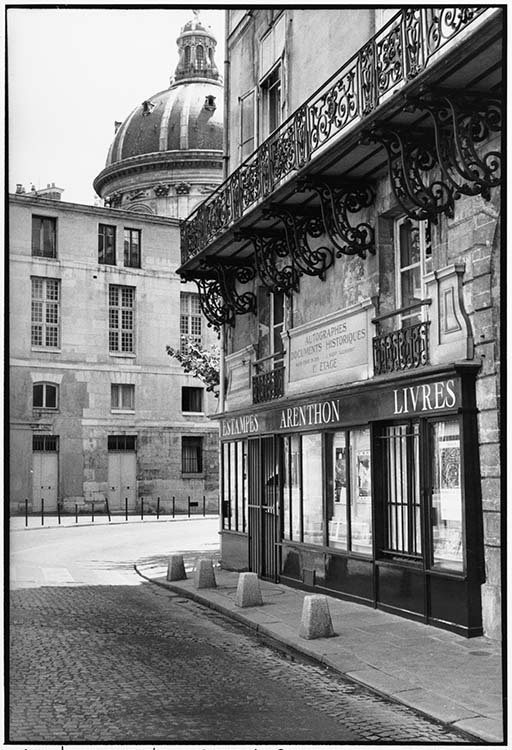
xmin=136 ymin=559 xmax=504 ymax=744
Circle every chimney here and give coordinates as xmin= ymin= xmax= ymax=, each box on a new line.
xmin=35 ymin=183 xmax=65 ymax=201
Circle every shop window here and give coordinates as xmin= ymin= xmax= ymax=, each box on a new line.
xmin=111 ymin=384 xmax=135 ymax=411
xmin=396 ymin=217 xmax=432 ymax=325
xmin=109 ymin=285 xmax=135 ymax=354
xmin=124 ymin=228 xmax=141 ymax=268
xmin=283 ymin=434 xmax=301 ymax=541
xmin=182 ymin=386 xmax=203 ymax=413
xmin=302 ymin=433 xmax=323 ymax=544
xmin=32 ymin=215 xmax=57 ymax=258
xmin=33 ymin=382 xmax=58 ymax=410
xmin=222 ymin=441 xmax=248 ymax=533
xmin=31 ymin=277 xmax=60 ymax=348
xmin=180 ymin=292 xmax=202 ymax=353
xmin=327 ymin=428 xmax=373 ymax=554
xmin=430 ymin=419 xmax=463 ymax=572
xmin=182 ymin=436 xmax=203 ymax=473
xmin=98 ymin=224 xmax=116 ymax=265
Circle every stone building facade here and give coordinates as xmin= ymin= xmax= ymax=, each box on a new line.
xmin=177 ymin=9 xmax=503 ymax=639
xmin=9 ymin=193 xmax=219 ymax=514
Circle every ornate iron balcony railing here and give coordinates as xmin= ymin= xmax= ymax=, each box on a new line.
xmin=253 ymin=366 xmax=285 ymax=404
xmin=373 ymin=321 xmax=431 ymax=375
xmin=181 ymin=7 xmax=488 ymax=264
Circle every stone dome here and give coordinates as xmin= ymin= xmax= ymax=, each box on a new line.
xmin=93 ymin=11 xmax=224 ymax=219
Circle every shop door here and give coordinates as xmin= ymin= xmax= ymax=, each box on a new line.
xmin=248 ymin=437 xmax=279 ymax=581
xmin=108 ymin=451 xmax=136 ymax=511
xmin=32 ymin=449 xmax=58 ymax=512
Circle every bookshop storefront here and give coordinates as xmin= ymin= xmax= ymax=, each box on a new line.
xmin=219 ymin=364 xmax=485 ymax=637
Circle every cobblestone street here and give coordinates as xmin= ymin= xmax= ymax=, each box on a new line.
xmin=9 ymin=522 xmax=475 ymax=744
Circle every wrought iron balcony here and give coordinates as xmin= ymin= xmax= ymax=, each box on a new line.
xmin=373 ymin=302 xmax=431 ymax=375
xmin=252 ymin=354 xmax=285 ymax=404
xmin=181 ymin=7 xmax=490 ymax=265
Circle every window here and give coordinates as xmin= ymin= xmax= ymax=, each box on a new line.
xmin=109 ymin=285 xmax=135 ymax=354
xmin=180 ymin=292 xmax=202 ymax=353
xmin=182 ymin=387 xmax=203 ymax=412
xmin=283 ymin=434 xmax=301 ymax=541
xmin=261 ymin=65 xmax=282 ymax=137
xmin=31 ymin=277 xmax=60 ymax=348
xmin=111 ymin=384 xmax=135 ymax=411
xmin=327 ymin=428 xmax=373 ymax=554
xmin=182 ymin=436 xmax=203 ymax=473
xmin=430 ymin=419 xmax=463 ymax=572
xmin=222 ymin=441 xmax=248 ymax=532
xmin=257 ymin=288 xmax=285 ymax=366
xmin=239 ymin=90 xmax=255 ymax=161
xmin=108 ymin=434 xmax=136 ymax=451
xmin=33 ymin=382 xmax=58 ymax=409
xmin=32 ymin=216 xmax=56 ymax=258
xmin=396 ymin=217 xmax=432 ymax=325
xmin=302 ymin=433 xmax=323 ymax=544
xmin=196 ymin=44 xmax=204 ymax=68
xmin=99 ymin=224 xmax=116 ymax=265
xmin=124 ymin=228 xmax=141 ymax=268
xmin=32 ymin=434 xmax=58 ymax=451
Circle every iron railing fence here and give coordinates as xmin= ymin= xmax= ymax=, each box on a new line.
xmin=252 ymin=366 xmax=285 ymax=404
xmin=373 ymin=321 xmax=431 ymax=375
xmin=180 ymin=7 xmax=488 ymax=263
xmin=15 ymin=495 xmax=220 ymax=527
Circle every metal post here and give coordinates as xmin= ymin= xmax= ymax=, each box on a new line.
xmin=141 ymin=498 xmax=144 ymax=521
xmin=25 ymin=499 xmax=28 ymax=527
xmin=157 ymin=496 xmax=160 ymax=520
xmin=172 ymin=496 xmax=175 ymax=518
xmin=188 ymin=496 xmax=191 ymax=518
xmin=58 ymin=503 xmax=61 ymax=525
xmin=125 ymin=497 xmax=128 ymax=521
xmin=75 ymin=503 xmax=78 ymax=524
xmin=41 ymin=498 xmax=44 ymax=526
xmin=203 ymin=495 xmax=206 ymax=517
xmin=106 ymin=498 xmax=111 ymax=523
xmin=92 ymin=501 xmax=95 ymax=523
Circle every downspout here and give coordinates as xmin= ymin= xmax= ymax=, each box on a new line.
xmin=219 ymin=8 xmax=230 ymax=415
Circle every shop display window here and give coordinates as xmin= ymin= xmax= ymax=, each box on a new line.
xmin=222 ymin=440 xmax=247 ymax=532
xmin=302 ymin=433 xmax=323 ymax=545
xmin=328 ymin=432 xmax=348 ymax=550
xmin=283 ymin=434 xmax=301 ymax=540
xmin=430 ymin=420 xmax=464 ymax=572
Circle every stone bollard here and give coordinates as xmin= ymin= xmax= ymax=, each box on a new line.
xmin=167 ymin=554 xmax=186 ymax=582
xmin=299 ymin=594 xmax=335 ymax=639
xmin=235 ymin=572 xmax=263 ymax=608
xmin=193 ymin=558 xmax=217 ymax=589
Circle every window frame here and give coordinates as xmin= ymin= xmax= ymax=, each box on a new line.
xmin=98 ymin=223 xmax=117 ymax=265
xmin=260 ymin=62 xmax=282 ymax=139
xmin=182 ymin=436 xmax=204 ymax=474
xmin=181 ymin=386 xmax=204 ymax=413
xmin=180 ymin=292 xmax=202 ymax=354
xmin=31 ymin=215 xmax=57 ymax=259
xmin=111 ymin=383 xmax=135 ymax=412
xmin=239 ymin=89 xmax=256 ymax=163
xmin=33 ymin=382 xmax=59 ymax=410
xmin=109 ymin=284 xmax=135 ymax=355
xmin=124 ymin=227 xmax=141 ymax=268
xmin=31 ymin=276 xmax=60 ymax=349
xmin=395 ymin=216 xmax=432 ymax=326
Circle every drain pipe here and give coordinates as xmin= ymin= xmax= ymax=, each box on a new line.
xmin=219 ymin=9 xmax=230 ymax=415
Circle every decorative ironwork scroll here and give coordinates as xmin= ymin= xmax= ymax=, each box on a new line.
xmin=234 ymin=228 xmax=300 ymax=296
xmin=253 ymin=367 xmax=285 ymax=404
xmin=296 ymin=178 xmax=375 ymax=258
xmin=362 ymin=126 xmax=454 ymax=223
xmin=404 ymin=91 xmax=502 ymax=201
xmin=262 ymin=205 xmax=334 ymax=280
xmin=373 ymin=321 xmax=430 ymax=375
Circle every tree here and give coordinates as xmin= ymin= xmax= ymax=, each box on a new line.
xmin=166 ymin=337 xmax=220 ymax=397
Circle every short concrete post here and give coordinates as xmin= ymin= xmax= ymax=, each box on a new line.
xmin=299 ymin=594 xmax=335 ymax=639
xmin=167 ymin=554 xmax=186 ymax=582
xmin=193 ymin=558 xmax=217 ymax=589
xmin=235 ymin=572 xmax=263 ymax=608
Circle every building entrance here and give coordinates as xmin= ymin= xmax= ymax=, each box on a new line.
xmin=248 ymin=436 xmax=279 ymax=581
xmin=107 ymin=435 xmax=137 ymax=511
xmin=32 ymin=435 xmax=59 ymax=511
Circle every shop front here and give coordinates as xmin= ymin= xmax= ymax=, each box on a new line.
xmin=219 ymin=364 xmax=484 ymax=637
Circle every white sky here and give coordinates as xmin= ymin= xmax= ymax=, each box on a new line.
xmin=7 ymin=6 xmax=225 ymax=205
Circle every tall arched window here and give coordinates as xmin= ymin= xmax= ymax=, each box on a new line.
xmin=184 ymin=45 xmax=191 ymax=65
xmin=196 ymin=45 xmax=204 ymax=68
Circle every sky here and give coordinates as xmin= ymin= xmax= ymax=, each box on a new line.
xmin=7 ymin=6 xmax=225 ymax=205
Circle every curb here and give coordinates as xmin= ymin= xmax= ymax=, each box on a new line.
xmin=134 ymin=565 xmax=487 ymax=744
